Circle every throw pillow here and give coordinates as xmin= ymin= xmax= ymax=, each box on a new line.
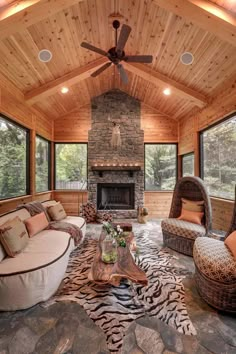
xmin=47 ymin=202 xmax=67 ymax=221
xmin=181 ymin=198 xmax=204 ymax=212
xmin=224 ymin=231 xmax=236 ymax=259
xmin=0 ymin=217 xmax=29 ymax=257
xmin=178 ymin=209 xmax=204 ymax=225
xmin=24 ymin=212 xmax=49 ymax=237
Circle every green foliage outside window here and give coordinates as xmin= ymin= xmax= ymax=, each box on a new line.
xmin=0 ymin=116 xmax=28 ymax=199
xmin=182 ymin=153 xmax=194 ymax=177
xmin=55 ymin=143 xmax=87 ymax=189
xmin=145 ymin=144 xmax=177 ymax=191
xmin=202 ymin=115 xmax=236 ymax=200
xmin=36 ymin=136 xmax=50 ymax=193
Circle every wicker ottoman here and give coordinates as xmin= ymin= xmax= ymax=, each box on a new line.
xmin=193 ymin=237 xmax=236 ymax=312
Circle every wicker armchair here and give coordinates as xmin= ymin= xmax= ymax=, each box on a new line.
xmin=161 ymin=176 xmax=212 ymax=256
xmin=193 ymin=186 xmax=236 ymax=312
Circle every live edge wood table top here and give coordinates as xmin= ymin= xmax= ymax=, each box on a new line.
xmin=88 ymin=231 xmax=148 ymax=287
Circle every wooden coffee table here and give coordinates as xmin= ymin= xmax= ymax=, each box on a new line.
xmin=88 ymin=231 xmax=148 ymax=287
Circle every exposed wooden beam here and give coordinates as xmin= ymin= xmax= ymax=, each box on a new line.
xmin=122 ymin=62 xmax=208 ymax=107
xmin=153 ymin=0 xmax=236 ymax=47
xmin=25 ymin=57 xmax=109 ymax=105
xmin=0 ymin=0 xmax=84 ymax=40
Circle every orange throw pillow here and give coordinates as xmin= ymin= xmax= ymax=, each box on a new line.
xmin=178 ymin=209 xmax=204 ymax=225
xmin=24 ymin=212 xmax=49 ymax=237
xmin=225 ymin=231 xmax=236 ymax=259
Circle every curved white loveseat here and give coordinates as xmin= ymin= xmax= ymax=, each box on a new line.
xmin=0 ymin=201 xmax=86 ymax=311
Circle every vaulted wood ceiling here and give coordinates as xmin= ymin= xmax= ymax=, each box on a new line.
xmin=0 ymin=0 xmax=235 ymax=120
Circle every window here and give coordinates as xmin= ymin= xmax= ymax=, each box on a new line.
xmin=145 ymin=144 xmax=177 ymax=191
xmin=0 ymin=115 xmax=29 ymax=200
xmin=55 ymin=143 xmax=87 ymax=189
xmin=201 ymin=113 xmax=236 ymax=200
xmin=182 ymin=153 xmax=194 ymax=177
xmin=36 ymin=136 xmax=51 ymax=193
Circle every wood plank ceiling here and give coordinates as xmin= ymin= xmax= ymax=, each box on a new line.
xmin=0 ymin=0 xmax=235 ymax=120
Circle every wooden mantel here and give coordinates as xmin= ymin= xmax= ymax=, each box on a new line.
xmin=91 ymin=165 xmax=141 ymax=177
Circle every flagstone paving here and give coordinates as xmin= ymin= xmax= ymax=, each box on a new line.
xmin=0 ymin=220 xmax=235 ymax=354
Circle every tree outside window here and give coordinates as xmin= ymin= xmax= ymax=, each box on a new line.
xmin=182 ymin=153 xmax=194 ymax=177
xmin=145 ymin=144 xmax=177 ymax=191
xmin=36 ymin=136 xmax=50 ymax=193
xmin=55 ymin=143 xmax=87 ymax=190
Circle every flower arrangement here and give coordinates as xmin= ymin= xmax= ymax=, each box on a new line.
xmin=102 ymin=222 xmax=127 ymax=247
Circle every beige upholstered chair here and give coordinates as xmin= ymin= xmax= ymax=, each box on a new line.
xmin=161 ymin=176 xmax=212 ymax=256
xmin=193 ymin=186 xmax=236 ymax=312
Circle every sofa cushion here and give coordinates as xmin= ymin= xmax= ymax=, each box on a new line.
xmin=161 ymin=218 xmax=206 ymax=240
xmin=25 ymin=212 xmax=49 ymax=237
xmin=0 ymin=209 xmax=31 ymax=226
xmin=0 ymin=244 xmax=6 ymax=262
xmin=0 ymin=217 xmax=29 ymax=257
xmin=194 ymin=237 xmax=236 ymax=283
xmin=0 ymin=229 xmax=73 ymax=275
xmin=48 ymin=202 xmax=67 ymax=221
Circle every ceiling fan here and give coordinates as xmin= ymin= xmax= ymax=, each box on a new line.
xmin=81 ymin=20 xmax=153 ymax=84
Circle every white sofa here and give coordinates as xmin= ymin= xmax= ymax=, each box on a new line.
xmin=0 ymin=200 xmax=86 ymax=311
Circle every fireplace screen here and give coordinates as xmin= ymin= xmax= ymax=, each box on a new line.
xmin=97 ymin=183 xmax=135 ymax=210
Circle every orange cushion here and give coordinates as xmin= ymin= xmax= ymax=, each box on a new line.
xmin=178 ymin=209 xmax=204 ymax=225
xmin=24 ymin=212 xmax=49 ymax=237
xmin=181 ymin=198 xmax=204 ymax=212
xmin=225 ymin=231 xmax=236 ymax=259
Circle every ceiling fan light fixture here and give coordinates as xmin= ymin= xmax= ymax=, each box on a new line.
xmin=61 ymin=87 xmax=69 ymax=94
xmin=38 ymin=49 xmax=52 ymax=63
xmin=180 ymin=52 xmax=194 ymax=65
xmin=163 ymin=88 xmax=171 ymax=96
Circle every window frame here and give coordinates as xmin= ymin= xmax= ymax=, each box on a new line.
xmin=35 ymin=134 xmax=51 ymax=193
xmin=181 ymin=152 xmax=194 ymax=177
xmin=54 ymin=142 xmax=88 ymax=190
xmin=200 ymin=111 xmax=236 ymax=201
xmin=144 ymin=142 xmax=178 ymax=191
xmin=0 ymin=113 xmax=30 ymax=201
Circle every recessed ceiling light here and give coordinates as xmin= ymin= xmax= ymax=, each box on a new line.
xmin=38 ymin=49 xmax=52 ymax=63
xmin=163 ymin=88 xmax=171 ymax=96
xmin=180 ymin=52 xmax=194 ymax=65
xmin=61 ymin=87 xmax=69 ymax=94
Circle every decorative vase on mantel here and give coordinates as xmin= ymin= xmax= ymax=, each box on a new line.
xmin=101 ymin=232 xmax=118 ymax=264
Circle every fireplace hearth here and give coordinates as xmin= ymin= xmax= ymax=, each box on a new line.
xmin=97 ymin=183 xmax=135 ymax=210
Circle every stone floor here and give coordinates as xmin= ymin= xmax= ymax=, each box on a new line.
xmin=0 ymin=220 xmax=236 ymax=354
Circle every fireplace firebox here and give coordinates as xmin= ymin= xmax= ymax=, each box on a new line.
xmin=97 ymin=183 xmax=135 ymax=210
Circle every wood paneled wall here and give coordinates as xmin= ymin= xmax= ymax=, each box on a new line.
xmin=144 ymin=192 xmax=172 ymax=218
xmin=178 ymin=85 xmax=236 ymax=231
xmin=54 ymin=191 xmax=88 ymax=216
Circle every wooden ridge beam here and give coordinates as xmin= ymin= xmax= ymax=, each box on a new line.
xmin=0 ymin=0 xmax=84 ymax=40
xmin=25 ymin=57 xmax=109 ymax=105
xmin=153 ymin=0 xmax=236 ymax=47
xmin=122 ymin=62 xmax=208 ymax=107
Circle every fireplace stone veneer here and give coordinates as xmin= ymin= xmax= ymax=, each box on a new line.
xmin=88 ymin=89 xmax=144 ymax=218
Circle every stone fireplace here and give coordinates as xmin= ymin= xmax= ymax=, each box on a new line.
xmin=88 ymin=89 xmax=144 ymax=218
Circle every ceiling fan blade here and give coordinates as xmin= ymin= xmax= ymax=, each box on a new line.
xmin=81 ymin=42 xmax=107 ymax=57
xmin=117 ymin=64 xmax=128 ymax=85
xmin=124 ymin=55 xmax=153 ymax=63
xmin=91 ymin=62 xmax=112 ymax=77
xmin=116 ymin=24 xmax=131 ymax=54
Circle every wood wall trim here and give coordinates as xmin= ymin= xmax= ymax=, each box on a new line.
xmin=123 ymin=62 xmax=208 ymax=108
xmin=25 ymin=57 xmax=109 ymax=105
xmin=153 ymin=0 xmax=236 ymax=47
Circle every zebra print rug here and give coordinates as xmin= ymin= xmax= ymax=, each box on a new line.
xmin=49 ymin=223 xmax=196 ymax=353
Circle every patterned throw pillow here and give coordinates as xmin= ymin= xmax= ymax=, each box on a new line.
xmin=24 ymin=212 xmax=49 ymax=237
xmin=181 ymin=198 xmax=204 ymax=212
xmin=81 ymin=202 xmax=97 ymax=223
xmin=0 ymin=217 xmax=29 ymax=257
xmin=47 ymin=202 xmax=67 ymax=221
xmin=225 ymin=230 xmax=236 ymax=259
